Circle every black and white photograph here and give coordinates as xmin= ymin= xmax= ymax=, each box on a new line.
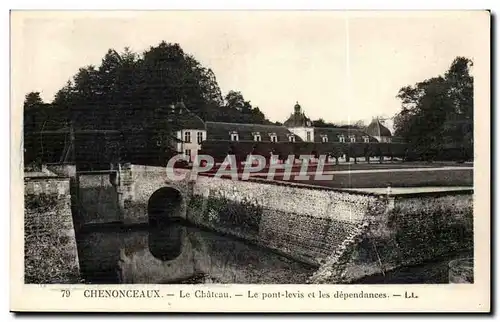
xmin=11 ymin=9 xmax=490 ymax=312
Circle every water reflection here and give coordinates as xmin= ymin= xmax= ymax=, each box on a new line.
xmin=147 ymin=187 xmax=183 ymax=226
xmin=148 ymin=220 xmax=184 ymax=261
xmin=76 ymin=222 xmax=315 ymax=284
xmin=146 ymin=187 xmax=184 ymax=261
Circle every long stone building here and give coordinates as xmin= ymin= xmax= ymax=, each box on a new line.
xmin=174 ymin=101 xmax=393 ymax=162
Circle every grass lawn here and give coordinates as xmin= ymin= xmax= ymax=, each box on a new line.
xmin=201 ymin=167 xmax=473 ymax=189
xmin=271 ymin=168 xmax=473 ymax=188
xmin=202 ymin=161 xmax=472 ymax=174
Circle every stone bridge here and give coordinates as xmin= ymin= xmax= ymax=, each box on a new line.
xmin=40 ymin=163 xmax=473 ymax=284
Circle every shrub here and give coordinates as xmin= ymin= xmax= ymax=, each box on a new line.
xmin=204 ymin=193 xmax=263 ymax=236
xmin=385 ymin=195 xmax=473 ymax=264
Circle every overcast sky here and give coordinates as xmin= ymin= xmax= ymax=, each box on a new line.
xmin=13 ymin=11 xmax=487 ymax=128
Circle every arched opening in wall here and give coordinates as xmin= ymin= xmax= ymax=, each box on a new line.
xmin=148 ymin=187 xmax=183 ymax=225
xmin=147 ymin=187 xmax=184 ymax=261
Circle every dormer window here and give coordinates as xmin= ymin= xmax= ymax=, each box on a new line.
xmin=229 ymin=131 xmax=239 ymax=141
xmin=363 ymin=136 xmax=370 ymax=143
xmin=269 ymin=133 xmax=278 ymax=143
xmin=350 ymin=135 xmax=356 ymax=143
xmin=288 ymin=134 xmax=296 ymax=142
xmin=321 ymin=135 xmax=328 ymax=143
xmin=252 ymin=132 xmax=261 ymax=142
xmin=338 ymin=135 xmax=345 ymax=143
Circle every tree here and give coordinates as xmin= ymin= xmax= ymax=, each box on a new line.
xmin=225 ymin=90 xmax=246 ymax=111
xmin=23 ymin=92 xmax=44 ymax=166
xmin=312 ymin=118 xmax=327 ymax=127
xmin=26 ymin=41 xmax=276 ymax=165
xmin=220 ymin=90 xmax=267 ymax=124
xmin=24 ymin=92 xmax=43 ymax=110
xmin=394 ymin=56 xmax=474 ymax=160
xmin=352 ymin=120 xmax=366 ymax=130
xmin=312 ymin=118 xmax=365 ymax=129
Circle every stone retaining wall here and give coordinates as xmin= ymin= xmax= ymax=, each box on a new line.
xmin=187 ymin=176 xmax=473 ymax=282
xmin=24 ymin=175 xmax=80 ymax=283
xmin=187 ymin=176 xmax=386 ymax=266
xmin=69 ymin=164 xmax=474 ymax=283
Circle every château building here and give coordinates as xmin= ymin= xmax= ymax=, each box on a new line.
xmin=175 ymin=101 xmax=392 ymax=161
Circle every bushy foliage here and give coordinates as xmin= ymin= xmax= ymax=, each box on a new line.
xmin=23 ymin=42 xmax=272 ymax=166
xmin=357 ymin=195 xmax=475 ymax=268
xmin=394 ymin=57 xmax=473 ymax=161
xmin=204 ymin=193 xmax=263 ymax=236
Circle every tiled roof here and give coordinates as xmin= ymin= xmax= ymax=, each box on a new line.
xmin=174 ymin=102 xmax=206 ymax=130
xmin=365 ymin=118 xmax=392 ymax=137
xmin=313 ymin=127 xmax=377 ymax=143
xmin=283 ymin=112 xmax=313 ymax=127
xmin=205 ymin=121 xmax=302 ymax=142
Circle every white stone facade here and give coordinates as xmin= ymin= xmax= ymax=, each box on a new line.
xmin=287 ymin=126 xmax=315 ymax=142
xmin=176 ymin=129 xmax=207 ymax=162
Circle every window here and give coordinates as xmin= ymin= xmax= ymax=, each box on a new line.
xmin=338 ymin=135 xmax=345 ymax=143
xmin=350 ymin=136 xmax=356 ymax=143
xmin=197 ymin=132 xmax=203 ymax=144
xmin=253 ymin=132 xmax=261 ymax=142
xmin=230 ymin=133 xmax=239 ymax=141
xmin=288 ymin=135 xmax=295 ymax=142
xmin=321 ymin=135 xmax=328 ymax=143
xmin=184 ymin=131 xmax=191 ymax=143
xmin=306 ymin=131 xmax=311 ymax=142
xmin=363 ymin=136 xmax=370 ymax=143
xmin=185 ymin=149 xmax=191 ymax=157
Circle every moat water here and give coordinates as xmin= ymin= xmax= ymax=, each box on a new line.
xmin=75 ymin=221 xmax=317 ymax=284
xmin=75 ymin=220 xmax=458 ymax=284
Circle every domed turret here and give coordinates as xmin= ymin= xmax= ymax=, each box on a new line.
xmin=294 ymin=101 xmax=301 ymax=114
xmin=284 ymin=101 xmax=312 ymax=128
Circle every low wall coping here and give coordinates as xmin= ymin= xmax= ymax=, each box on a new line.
xmin=24 ymin=174 xmax=70 ymax=181
xmin=198 ymin=174 xmax=473 ymax=198
xmin=76 ymin=170 xmax=117 ymax=175
xmin=344 ymin=186 xmax=474 ymax=198
xmin=199 ymin=174 xmax=384 ymax=197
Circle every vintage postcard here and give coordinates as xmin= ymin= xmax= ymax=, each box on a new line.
xmin=10 ymin=10 xmax=490 ymax=312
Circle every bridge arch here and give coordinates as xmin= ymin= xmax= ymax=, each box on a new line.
xmin=147 ymin=186 xmax=185 ymax=261
xmin=147 ymin=186 xmax=184 ymax=225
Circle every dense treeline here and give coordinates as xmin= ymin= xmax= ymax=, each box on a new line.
xmin=311 ymin=118 xmax=366 ymax=130
xmin=393 ymin=57 xmax=473 ymax=161
xmin=23 ymin=45 xmax=474 ymax=168
xmin=50 ymin=43 xmax=268 ymax=127
xmin=23 ymin=42 xmax=269 ymax=167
